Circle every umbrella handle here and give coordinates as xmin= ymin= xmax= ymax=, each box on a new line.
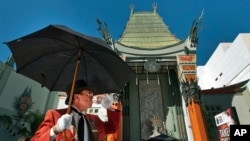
xmin=67 ymin=50 xmax=81 ymax=113
xmin=63 ymin=127 xmax=76 ymax=140
xmin=63 ymin=50 xmax=80 ymax=140
xmin=63 ymin=50 xmax=81 ymax=140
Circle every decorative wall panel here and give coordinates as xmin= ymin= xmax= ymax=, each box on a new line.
xmin=139 ymin=79 xmax=164 ymax=139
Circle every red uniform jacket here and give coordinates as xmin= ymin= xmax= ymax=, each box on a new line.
xmin=30 ymin=108 xmax=121 ymax=141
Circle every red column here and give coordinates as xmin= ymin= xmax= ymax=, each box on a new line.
xmin=187 ymin=99 xmax=208 ymax=141
xmin=107 ymin=102 xmax=122 ymax=141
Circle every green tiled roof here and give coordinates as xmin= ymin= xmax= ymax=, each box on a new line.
xmin=118 ymin=10 xmax=180 ymax=48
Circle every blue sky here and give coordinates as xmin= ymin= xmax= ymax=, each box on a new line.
xmin=1 ymin=0 xmax=250 ymax=65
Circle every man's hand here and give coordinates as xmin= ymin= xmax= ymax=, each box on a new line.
xmin=101 ymin=94 xmax=113 ymax=109
xmin=55 ymin=114 xmax=72 ymax=132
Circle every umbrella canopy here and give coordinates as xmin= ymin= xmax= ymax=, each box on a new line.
xmin=147 ymin=134 xmax=180 ymax=141
xmin=6 ymin=25 xmax=135 ymax=94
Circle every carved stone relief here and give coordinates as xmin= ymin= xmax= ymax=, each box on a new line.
xmin=139 ymin=79 xmax=164 ymax=139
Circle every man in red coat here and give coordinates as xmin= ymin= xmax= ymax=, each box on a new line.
xmin=30 ymin=80 xmax=121 ymax=141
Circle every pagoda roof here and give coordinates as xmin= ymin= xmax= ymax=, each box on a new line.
xmin=117 ymin=9 xmax=181 ymax=49
xmin=200 ymin=79 xmax=249 ymax=95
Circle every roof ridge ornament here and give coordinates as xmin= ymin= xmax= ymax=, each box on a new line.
xmin=152 ymin=3 xmax=157 ymax=13
xmin=130 ymin=4 xmax=134 ymax=15
xmin=188 ymin=9 xmax=204 ymax=48
xmin=96 ymin=17 xmax=113 ymax=48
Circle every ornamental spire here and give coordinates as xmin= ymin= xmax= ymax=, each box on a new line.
xmin=130 ymin=4 xmax=134 ymax=15
xmin=152 ymin=3 xmax=157 ymax=13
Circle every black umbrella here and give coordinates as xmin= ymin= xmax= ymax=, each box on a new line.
xmin=6 ymin=25 xmax=135 ymax=105
xmin=147 ymin=134 xmax=180 ymax=141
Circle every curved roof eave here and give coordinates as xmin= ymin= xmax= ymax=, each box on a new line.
xmin=115 ymin=39 xmax=186 ymax=50
xmin=200 ymin=79 xmax=249 ymax=94
xmin=114 ymin=38 xmax=189 ymax=57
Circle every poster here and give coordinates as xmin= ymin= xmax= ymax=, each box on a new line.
xmin=214 ymin=107 xmax=238 ymax=141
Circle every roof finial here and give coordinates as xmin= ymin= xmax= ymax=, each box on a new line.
xmin=152 ymin=3 xmax=157 ymax=13
xmin=130 ymin=4 xmax=134 ymax=15
xmin=96 ymin=17 xmax=113 ymax=48
xmin=188 ymin=9 xmax=205 ymax=47
xmin=198 ymin=8 xmax=204 ymax=23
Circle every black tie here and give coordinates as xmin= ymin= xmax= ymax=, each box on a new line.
xmin=71 ymin=107 xmax=85 ymax=141
xmin=78 ymin=115 xmax=84 ymax=141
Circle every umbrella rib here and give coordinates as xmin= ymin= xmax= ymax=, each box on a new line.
xmin=50 ymin=49 xmax=80 ymax=91
xmin=50 ymin=35 xmax=91 ymax=89
xmin=48 ymin=35 xmax=85 ymax=91
xmin=16 ymin=35 xmax=82 ymax=71
xmin=16 ymin=36 xmax=95 ymax=91
xmin=76 ymin=36 xmax=89 ymax=85
xmin=80 ymin=48 xmax=120 ymax=92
